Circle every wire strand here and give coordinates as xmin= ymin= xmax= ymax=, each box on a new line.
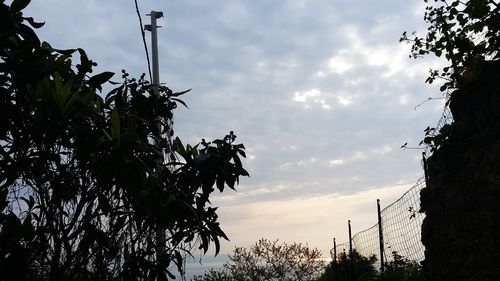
xmin=134 ymin=0 xmax=153 ymax=82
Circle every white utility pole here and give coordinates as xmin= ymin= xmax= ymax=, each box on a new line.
xmin=145 ymin=11 xmax=163 ymax=95
xmin=145 ymin=11 xmax=169 ymax=281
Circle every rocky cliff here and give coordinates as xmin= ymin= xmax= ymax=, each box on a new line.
xmin=420 ymin=60 xmax=500 ymax=281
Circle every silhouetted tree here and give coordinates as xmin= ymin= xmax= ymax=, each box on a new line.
xmin=401 ymin=0 xmax=500 ymax=95
xmin=317 ymin=250 xmax=376 ymax=281
xmin=401 ymin=0 xmax=500 ymax=152
xmin=194 ymin=239 xmax=325 ymax=281
xmin=0 ymin=1 xmax=248 ymax=280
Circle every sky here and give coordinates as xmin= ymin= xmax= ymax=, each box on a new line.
xmin=23 ymin=0 xmax=447 ymax=264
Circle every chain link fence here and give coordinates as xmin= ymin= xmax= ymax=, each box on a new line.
xmin=331 ymin=178 xmax=425 ymax=268
xmin=331 ymin=106 xmax=454 ymax=269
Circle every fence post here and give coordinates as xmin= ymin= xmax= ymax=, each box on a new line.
xmin=348 ymin=220 xmax=354 ymax=281
xmin=333 ymin=237 xmax=337 ymax=265
xmin=333 ymin=237 xmax=338 ymax=279
xmin=377 ymin=199 xmax=385 ymax=272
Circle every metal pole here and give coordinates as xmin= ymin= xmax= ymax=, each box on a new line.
xmin=147 ymin=11 xmax=163 ymax=94
xmin=333 ymin=238 xmax=337 ymax=264
xmin=145 ymin=11 xmax=171 ymax=157
xmin=144 ymin=10 xmax=163 ymax=95
xmin=145 ymin=11 xmax=167 ymax=281
xmin=333 ymin=238 xmax=338 ymax=280
xmin=377 ymin=199 xmax=385 ymax=272
xmin=348 ymin=220 xmax=354 ymax=281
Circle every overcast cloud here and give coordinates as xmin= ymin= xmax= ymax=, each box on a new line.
xmin=25 ymin=0 xmax=446 ymax=260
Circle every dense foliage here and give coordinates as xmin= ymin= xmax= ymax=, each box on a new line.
xmin=376 ymin=252 xmax=424 ymax=281
xmin=0 ymin=0 xmax=248 ymax=280
xmin=194 ymin=239 xmax=325 ymax=281
xmin=318 ymin=250 xmax=377 ymax=281
xmin=401 ymin=0 xmax=500 ymax=151
xmin=318 ymin=251 xmax=423 ymax=281
xmin=401 ymin=0 xmax=500 ymax=94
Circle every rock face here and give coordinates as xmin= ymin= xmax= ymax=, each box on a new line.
xmin=420 ymin=60 xmax=500 ymax=281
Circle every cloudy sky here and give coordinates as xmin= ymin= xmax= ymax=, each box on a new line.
xmin=24 ymin=0 xmax=447 ymax=260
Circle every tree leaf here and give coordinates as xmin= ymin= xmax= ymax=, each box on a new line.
xmin=111 ymin=109 xmax=120 ymax=139
xmin=88 ymin=71 xmax=115 ymax=90
xmin=23 ymin=17 xmax=45 ymax=28
xmin=240 ymin=168 xmax=250 ymax=177
xmin=10 ymin=0 xmax=31 ymax=13
xmin=173 ymin=137 xmax=186 ymax=158
xmin=171 ymin=97 xmax=188 ymax=108
xmin=171 ymin=88 xmax=191 ymax=97
xmin=237 ymin=149 xmax=246 ymax=158
xmin=213 ymin=235 xmax=221 ymax=255
xmin=53 ymin=72 xmax=68 ymax=109
xmin=216 ymin=176 xmax=225 ymax=192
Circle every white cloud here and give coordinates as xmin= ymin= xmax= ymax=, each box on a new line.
xmin=366 ymin=46 xmax=393 ymax=66
xmin=336 ymin=95 xmax=354 ymax=106
xmin=327 ymin=55 xmax=353 ymax=74
xmin=353 ymin=151 xmax=368 ymax=160
xmin=316 ymin=71 xmax=327 ymax=78
xmin=292 ymin=89 xmax=321 ymax=103
xmin=399 ymin=94 xmax=410 ymax=105
xmin=216 ymin=2 xmax=252 ymax=28
xmin=314 ymin=22 xmax=444 ymax=80
xmin=329 ymin=159 xmax=345 ymax=166
xmin=349 ymin=145 xmax=393 ymax=162
xmin=371 ymin=145 xmax=392 ymax=155
xmin=292 ymin=89 xmax=331 ymax=110
xmin=280 ymin=158 xmax=318 ymax=169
